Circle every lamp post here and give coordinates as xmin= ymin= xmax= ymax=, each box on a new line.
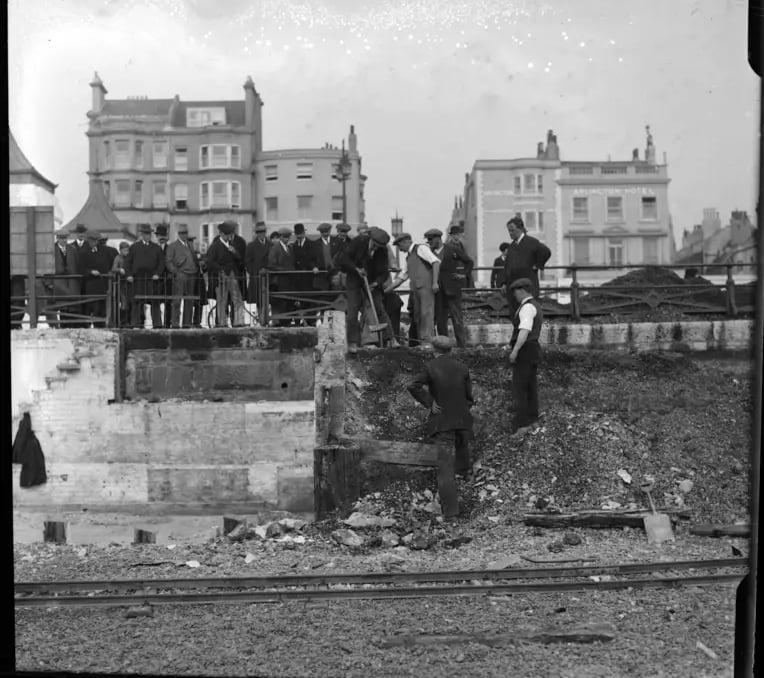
xmin=390 ymin=212 xmax=403 ymax=270
xmin=334 ymin=140 xmax=352 ymax=227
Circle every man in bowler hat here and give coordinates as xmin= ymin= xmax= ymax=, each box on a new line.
xmin=165 ymin=224 xmax=201 ymax=328
xmin=205 ymin=221 xmax=246 ymax=327
xmin=125 ymin=224 xmax=164 ymax=328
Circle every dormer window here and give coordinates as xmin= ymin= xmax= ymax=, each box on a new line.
xmin=187 ymin=107 xmax=226 ymax=128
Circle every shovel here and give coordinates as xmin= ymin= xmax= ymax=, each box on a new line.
xmin=640 ymin=480 xmax=674 ymax=544
xmin=361 ymin=275 xmax=388 ymax=347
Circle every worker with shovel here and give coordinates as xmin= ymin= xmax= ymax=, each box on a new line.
xmin=338 ymin=226 xmax=397 ymax=353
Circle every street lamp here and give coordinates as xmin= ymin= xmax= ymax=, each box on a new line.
xmin=334 ymin=139 xmax=352 ymax=227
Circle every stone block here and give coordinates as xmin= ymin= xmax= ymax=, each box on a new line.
xmin=147 ymin=465 xmax=252 ymax=503
xmin=247 ymin=463 xmax=280 ymax=505
xmin=276 ymin=466 xmax=314 ymax=512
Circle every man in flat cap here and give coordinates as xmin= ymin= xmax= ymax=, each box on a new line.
xmin=205 ymin=221 xmax=246 ymax=327
xmin=385 ymin=232 xmax=441 ymax=349
xmin=408 ymin=335 xmax=474 ymax=517
xmin=47 ymin=229 xmax=77 ymax=327
xmin=501 ymin=215 xmax=552 ymax=317
xmin=338 ymin=226 xmax=396 ymax=352
xmin=491 ymin=242 xmax=510 ymax=289
xmin=330 ymin=223 xmax=352 ymax=289
xmin=266 ymin=226 xmax=296 ymax=326
xmin=245 ymin=221 xmax=271 ymax=312
xmin=446 ymin=223 xmax=474 ymax=288
xmin=164 ymin=224 xmax=200 ymax=328
xmin=80 ymin=231 xmax=112 ymax=327
xmin=425 ymin=228 xmax=473 ymax=348
xmin=507 ymin=277 xmax=544 ymax=437
xmin=125 ymin=224 xmax=164 ymax=328
xmin=305 ymin=222 xmax=336 ymax=320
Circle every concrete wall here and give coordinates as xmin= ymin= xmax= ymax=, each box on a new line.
xmin=11 ymin=328 xmax=317 ymax=514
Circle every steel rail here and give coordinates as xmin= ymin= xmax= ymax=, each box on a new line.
xmin=15 ymin=557 xmax=746 ymax=594
xmin=14 ymin=573 xmax=743 ymax=608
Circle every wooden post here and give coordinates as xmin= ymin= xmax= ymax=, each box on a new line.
xmin=43 ymin=521 xmax=66 ymax=544
xmin=133 ymin=529 xmax=156 ymax=544
xmin=26 ymin=207 xmax=38 ymax=329
xmin=314 ymin=311 xmax=347 ymax=447
xmin=259 ymin=270 xmax=269 ymax=326
xmin=327 ymin=384 xmax=345 ymax=443
xmin=570 ymin=265 xmax=580 ymax=320
xmin=314 ymin=444 xmax=361 ymax=519
xmin=725 ymin=264 xmax=738 ymax=317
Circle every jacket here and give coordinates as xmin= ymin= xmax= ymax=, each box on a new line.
xmin=408 ymin=354 xmax=474 ymax=435
xmin=491 ymin=255 xmax=507 ymax=288
xmin=435 ymin=243 xmax=473 ymax=297
xmin=81 ymin=245 xmax=114 ymax=295
xmin=166 ymin=239 xmax=201 ymax=276
xmin=12 ymin=412 xmax=47 ymax=487
xmin=338 ymin=234 xmax=390 ymax=288
xmin=244 ymin=238 xmax=271 ymax=277
xmin=503 ymin=234 xmax=552 ymax=296
xmin=310 ymin=236 xmax=335 ymax=290
xmin=267 ymin=240 xmax=296 ymax=290
xmin=125 ymin=240 xmax=165 ymax=278
xmin=205 ymin=236 xmax=244 ymax=277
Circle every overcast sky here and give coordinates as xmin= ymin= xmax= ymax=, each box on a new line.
xmin=8 ymin=0 xmax=759 ymax=244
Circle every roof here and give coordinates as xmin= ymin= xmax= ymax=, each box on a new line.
xmin=101 ymin=99 xmax=174 ymax=117
xmin=171 ymin=101 xmax=246 ymax=127
xmin=8 ymin=128 xmax=56 ymax=192
xmin=63 ymin=182 xmax=128 ymax=238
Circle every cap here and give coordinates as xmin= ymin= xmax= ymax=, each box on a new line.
xmin=369 ymin=227 xmax=390 ymax=245
xmin=448 ymin=224 xmax=464 ymax=234
xmin=86 ymin=231 xmax=102 ymax=240
xmin=119 ymin=241 xmax=130 ymax=250
xmin=254 ymin=222 xmax=267 ymax=232
xmin=294 ymin=223 xmax=305 ymax=235
xmin=97 ymin=235 xmax=108 ymax=242
xmin=218 ymin=221 xmax=237 ymax=235
xmin=138 ymin=223 xmax=153 ymax=234
xmin=431 ymin=335 xmax=454 ymax=351
xmin=424 ymin=228 xmax=443 ymax=240
xmin=72 ymin=223 xmax=88 ymax=235
xmin=336 ymin=223 xmax=351 ymax=233
xmin=55 ymin=228 xmax=69 ymax=239
xmin=393 ymin=232 xmax=412 ymax=246
xmin=278 ymin=226 xmax=292 ymax=236
xmin=176 ymin=224 xmax=189 ymax=234
xmin=508 ymin=277 xmax=533 ymax=291
xmin=155 ymin=224 xmax=169 ymax=237
xmin=317 ymin=222 xmax=332 ymax=233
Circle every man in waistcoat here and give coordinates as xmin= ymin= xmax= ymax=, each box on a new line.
xmin=385 ymin=232 xmax=441 ymax=349
xmin=205 ymin=221 xmax=246 ymax=327
xmin=507 ymin=278 xmax=544 ymax=437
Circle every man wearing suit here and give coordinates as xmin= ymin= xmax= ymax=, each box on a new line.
xmin=266 ymin=226 xmax=296 ymax=326
xmin=290 ymin=223 xmax=313 ymax=324
xmin=491 ymin=242 xmax=510 ymax=289
xmin=165 ymin=224 xmax=200 ymax=328
xmin=408 ymin=335 xmax=474 ymax=517
xmin=229 ymin=228 xmax=248 ymax=324
xmin=330 ymin=223 xmax=352 ymax=289
xmin=67 ymin=223 xmax=90 ymax=327
xmin=47 ymin=229 xmax=76 ymax=327
xmin=80 ymin=231 xmax=113 ymax=328
xmin=446 ymin=224 xmax=474 ymax=288
xmin=244 ymin=221 xmax=271 ymax=309
xmin=125 ymin=223 xmax=164 ymax=328
xmin=338 ymin=226 xmax=395 ymax=353
xmin=98 ymin=236 xmax=119 ymax=270
xmin=427 ymin=228 xmax=473 ymax=349
xmin=307 ymin=222 xmax=335 ymax=320
xmin=501 ymin=216 xmax=552 ymax=316
xmin=154 ymin=225 xmax=173 ymax=327
xmin=205 ymin=221 xmax=246 ymax=327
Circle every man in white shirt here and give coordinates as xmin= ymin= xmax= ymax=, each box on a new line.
xmin=385 ymin=232 xmax=441 ymax=349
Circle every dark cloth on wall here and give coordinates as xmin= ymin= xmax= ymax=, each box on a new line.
xmin=12 ymin=412 xmax=47 ymax=488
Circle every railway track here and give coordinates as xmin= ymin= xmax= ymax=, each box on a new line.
xmin=15 ymin=557 xmax=746 ymax=609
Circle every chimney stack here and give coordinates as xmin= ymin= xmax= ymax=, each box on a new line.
xmin=632 ymin=148 xmax=639 ymax=161
xmin=244 ymin=76 xmax=257 ymax=128
xmin=348 ymin=124 xmax=357 ymax=153
xmin=545 ymin=130 xmax=559 ymax=160
xmin=537 ymin=141 xmax=545 ymax=158
xmin=89 ymin=72 xmax=107 ymax=115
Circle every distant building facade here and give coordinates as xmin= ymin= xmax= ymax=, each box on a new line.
xmin=452 ymin=128 xmax=674 ymax=286
xmin=9 ymin=128 xmax=63 ymax=227
xmin=675 ymin=208 xmax=757 ymax=269
xmin=82 ymin=73 xmax=365 ymax=251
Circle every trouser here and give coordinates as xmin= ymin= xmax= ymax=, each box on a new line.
xmin=216 ymin=271 xmax=244 ymax=326
xmin=435 ymin=291 xmax=467 ymax=347
xmin=431 ymin=428 xmax=471 ymax=517
xmin=383 ymin=291 xmax=403 ymax=339
xmin=411 ymin=286 xmax=435 ymax=344
xmin=511 ymin=344 xmax=540 ymax=432
xmin=171 ymin=274 xmax=197 ymax=328
xmin=431 ymin=429 xmax=472 ymax=474
xmin=86 ymin=299 xmax=106 ymax=328
xmin=345 ymin=278 xmax=392 ymax=345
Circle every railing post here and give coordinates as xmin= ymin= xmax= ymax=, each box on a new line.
xmin=725 ymin=264 xmax=738 ymax=317
xmin=26 ymin=207 xmax=38 ymax=329
xmin=259 ymin=269 xmax=269 ymax=326
xmin=570 ymin=265 xmax=581 ymax=321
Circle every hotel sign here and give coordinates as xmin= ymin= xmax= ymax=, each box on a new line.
xmin=572 ymin=187 xmax=656 ymax=195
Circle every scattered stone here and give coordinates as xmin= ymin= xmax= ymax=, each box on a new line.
xmin=401 ymin=533 xmax=414 ymax=546
xmin=331 ymin=529 xmax=365 ymax=548
xmin=379 ymin=553 xmax=407 ymax=568
xmin=617 ymin=469 xmax=632 ymax=484
xmin=380 ymin=530 xmax=400 ymax=547
xmin=444 ymin=536 xmax=472 ymax=549
xmin=265 ymin=522 xmax=286 ymax=539
xmin=487 ymin=516 xmax=501 ymax=524
xmin=226 ymin=523 xmax=248 ymax=541
xmin=486 ymin=555 xmax=523 ymax=570
xmin=343 ymin=512 xmax=396 ymax=529
xmin=547 ymin=540 xmax=565 ymax=553
xmin=125 ymin=605 xmax=154 ymax=619
xmin=244 ymin=553 xmax=256 ymax=564
xmin=563 ymin=532 xmax=582 ymax=546
xmin=278 ymin=518 xmax=307 ymax=532
xmin=421 ymin=501 xmax=442 ymax=515
xmin=696 ymin=640 xmax=719 ymax=660
xmin=185 ymin=560 xmax=200 ymax=568
xmin=409 ymin=532 xmax=434 ymax=550
xmin=732 ymin=461 xmax=744 ymax=474
xmin=677 ymin=479 xmax=694 ymax=494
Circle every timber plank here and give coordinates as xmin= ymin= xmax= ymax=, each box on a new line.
xmin=689 ymin=524 xmax=751 ymax=538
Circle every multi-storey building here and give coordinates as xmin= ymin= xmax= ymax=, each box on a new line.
xmin=451 ymin=129 xmax=674 ymax=286
xmin=70 ymin=73 xmax=365 ymax=250
xmin=10 ymin=127 xmax=63 ymax=227
xmin=675 ymin=208 xmax=757 ymax=269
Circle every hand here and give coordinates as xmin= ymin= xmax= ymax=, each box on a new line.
xmin=369 ymin=282 xmax=377 ymax=289
xmin=119 ymin=268 xmax=126 ymax=275
xmin=509 ymin=351 xmax=518 ymax=364
xmin=152 ymin=275 xmax=159 ymax=280
xmin=91 ymin=270 xmax=100 ymax=276
xmin=454 ymin=273 xmax=466 ymax=281
xmin=432 ymin=283 xmax=439 ymax=293
xmin=312 ymin=267 xmax=320 ymax=274
xmin=382 ymin=285 xmax=392 ymax=294
xmin=357 ymin=267 xmax=367 ymax=277
xmin=431 ymin=402 xmax=442 ymax=415
xmin=500 ymin=284 xmax=506 ymax=294
xmin=126 ymin=276 xmax=134 ymax=283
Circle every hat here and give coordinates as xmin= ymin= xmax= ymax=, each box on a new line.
xmin=336 ymin=223 xmax=351 ymax=233
xmin=393 ymin=232 xmax=412 ymax=246
xmin=218 ymin=221 xmax=237 ymax=235
xmin=270 ymin=231 xmax=280 ymax=239
xmin=86 ymin=231 xmax=102 ymax=240
xmin=138 ymin=223 xmax=153 ymax=234
xmin=509 ymin=277 xmax=533 ymax=292
xmin=155 ymin=224 xmax=169 ymax=237
xmin=369 ymin=227 xmax=390 ymax=245
xmin=431 ymin=335 xmax=454 ymax=351
xmin=72 ymin=223 xmax=87 ymax=235
xmin=424 ymin=228 xmax=443 ymax=240
xmin=448 ymin=224 xmax=464 ymax=234
xmin=254 ymin=221 xmax=267 ymax=233
xmin=278 ymin=226 xmax=292 ymax=236
xmin=175 ymin=224 xmax=189 ymax=235
xmin=317 ymin=222 xmax=332 ymax=233
xmin=55 ymin=228 xmax=69 ymax=239
xmin=97 ymin=235 xmax=108 ymax=242
xmin=294 ymin=223 xmax=305 ymax=235
xmin=119 ymin=241 xmax=130 ymax=250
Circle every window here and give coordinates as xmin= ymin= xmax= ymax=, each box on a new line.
xmin=134 ymin=180 xmax=143 ymax=208
xmin=643 ymin=237 xmax=659 ymax=264
xmin=103 ymin=141 xmax=111 ymax=169
xmin=641 ymin=196 xmax=658 ymax=220
xmin=211 ymin=145 xmax=228 ymax=168
xmin=265 ymin=197 xmax=278 ymax=221
xmin=265 ymin=165 xmax=278 ymax=181
xmin=134 ymin=140 xmax=144 ymax=169
xmin=569 ymin=166 xmax=593 ymax=175
xmin=514 ymin=176 xmax=521 ymax=193
xmin=524 ymin=174 xmax=536 ymax=192
xmin=537 ymin=175 xmax=543 ymax=193
xmin=231 ymin=146 xmax=240 ymax=168
xmin=174 ymin=184 xmax=188 ymax=209
xmin=297 ymin=162 xmax=313 ymax=180
xmin=538 ymin=211 xmax=544 ymax=231
xmin=572 ymin=238 xmax=590 ymax=265
xmin=331 ymin=196 xmax=343 ymax=221
xmin=297 ymin=195 xmax=312 ymax=219
xmin=572 ymin=196 xmax=589 ymax=221
xmin=114 ymin=180 xmax=131 ymax=207
xmin=231 ymin=182 xmax=240 ymax=209
xmin=607 ymin=238 xmax=624 ymax=266
xmin=152 ymin=141 xmax=168 ymax=169
xmin=153 ymin=181 xmax=167 ymax=208
xmin=212 ymin=182 xmax=227 ymax=208
xmin=200 ymin=181 xmax=241 ymax=209
xmin=200 ymin=183 xmax=209 ymax=209
xmin=103 ymin=180 xmax=110 ymax=201
xmin=186 ymin=107 xmax=226 ymax=127
xmin=174 ymin=146 xmax=188 ymax=171
xmin=199 ymin=144 xmax=240 ymax=169
xmin=114 ymin=140 xmax=130 ymax=169
xmin=524 ymin=211 xmax=537 ymax=230
xmin=607 ymin=196 xmax=623 ymax=221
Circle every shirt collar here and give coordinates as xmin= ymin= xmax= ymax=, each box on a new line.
xmin=515 ymin=232 xmax=525 ymax=244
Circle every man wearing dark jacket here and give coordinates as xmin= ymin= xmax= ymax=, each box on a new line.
xmin=165 ymin=224 xmax=200 ymax=328
xmin=338 ymin=226 xmax=395 ymax=353
xmin=81 ymin=231 xmax=113 ymax=327
xmin=501 ymin=216 xmax=552 ymax=315
xmin=267 ymin=226 xmax=296 ymax=326
xmin=290 ymin=223 xmax=313 ymax=322
xmin=205 ymin=221 xmax=246 ymax=327
xmin=427 ymin=228 xmax=473 ymax=349
xmin=408 ymin=335 xmax=474 ymax=517
xmin=68 ymin=223 xmax=90 ymax=327
xmin=154 ymin=225 xmax=173 ymax=327
xmin=491 ymin=242 xmax=510 ymax=288
xmin=125 ymin=223 xmax=164 ymax=328
xmin=244 ymin=221 xmax=271 ymax=307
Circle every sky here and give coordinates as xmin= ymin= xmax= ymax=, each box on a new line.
xmin=8 ymin=0 xmax=760 ymax=245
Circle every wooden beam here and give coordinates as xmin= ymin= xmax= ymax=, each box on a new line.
xmin=314 ymin=444 xmax=361 ymax=518
xmin=689 ymin=524 xmax=751 ymax=538
xmin=351 ymin=437 xmax=440 ymax=467
xmin=26 ymin=207 xmax=37 ymax=328
xmin=524 ymin=509 xmax=691 ymax=529
xmin=43 ymin=521 xmax=66 ymax=544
